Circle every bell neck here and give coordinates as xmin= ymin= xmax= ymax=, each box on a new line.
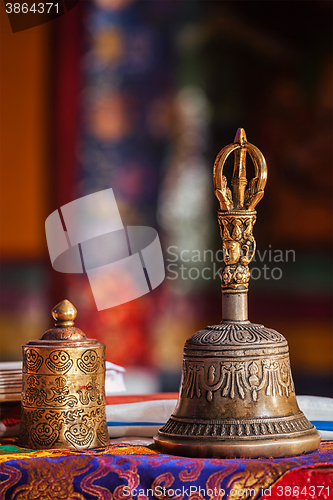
xmin=222 ymin=292 xmax=248 ymax=323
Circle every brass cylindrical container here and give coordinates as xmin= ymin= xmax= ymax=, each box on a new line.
xmin=19 ymin=300 xmax=109 ymax=450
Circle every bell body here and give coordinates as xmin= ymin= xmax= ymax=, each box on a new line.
xmin=19 ymin=337 xmax=109 ymax=450
xmin=155 ymin=322 xmax=321 ymax=458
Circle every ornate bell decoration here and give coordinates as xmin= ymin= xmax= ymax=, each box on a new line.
xmin=155 ymin=129 xmax=321 ymax=458
xmin=19 ymin=299 xmax=109 ymax=450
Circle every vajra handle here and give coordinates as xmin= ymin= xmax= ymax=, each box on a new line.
xmin=213 ymin=129 xmax=267 ymax=300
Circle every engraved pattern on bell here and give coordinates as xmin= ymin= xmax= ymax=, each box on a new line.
xmin=188 ymin=323 xmax=285 ymax=346
xmin=159 ymin=413 xmax=315 ymax=440
xmin=181 ymin=354 xmax=295 ymax=403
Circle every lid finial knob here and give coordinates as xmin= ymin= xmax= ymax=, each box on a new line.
xmin=51 ymin=299 xmax=77 ymax=328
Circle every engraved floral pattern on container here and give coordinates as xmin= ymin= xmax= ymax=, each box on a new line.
xmin=23 ymin=348 xmax=43 ymax=373
xmin=76 ymin=379 xmax=104 ymax=406
xmin=22 ymin=375 xmax=79 ymax=408
xmin=45 ymin=350 xmax=73 ymax=375
xmin=19 ymin=407 xmax=108 ymax=449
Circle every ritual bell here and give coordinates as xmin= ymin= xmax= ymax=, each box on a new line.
xmin=154 ymin=129 xmax=321 ymax=458
xmin=19 ymin=299 xmax=110 ymax=450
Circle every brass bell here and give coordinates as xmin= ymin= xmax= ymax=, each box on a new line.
xmin=154 ymin=129 xmax=321 ymax=458
xmin=19 ymin=299 xmax=109 ymax=450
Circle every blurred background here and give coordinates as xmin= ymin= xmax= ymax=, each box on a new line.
xmin=0 ymin=0 xmax=332 ymax=396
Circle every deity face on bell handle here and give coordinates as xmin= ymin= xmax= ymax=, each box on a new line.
xmin=223 ymin=240 xmax=241 ymax=265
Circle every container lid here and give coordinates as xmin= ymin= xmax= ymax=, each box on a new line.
xmin=25 ymin=299 xmax=101 ymax=347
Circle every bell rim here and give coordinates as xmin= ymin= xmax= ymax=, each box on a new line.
xmin=154 ymin=428 xmax=321 ymax=459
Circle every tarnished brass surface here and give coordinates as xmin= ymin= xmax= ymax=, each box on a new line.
xmin=19 ymin=300 xmax=109 ymax=450
xmin=154 ymin=129 xmax=321 ymax=458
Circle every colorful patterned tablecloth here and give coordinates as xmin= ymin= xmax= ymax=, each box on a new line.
xmin=0 ymin=438 xmax=332 ymax=500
